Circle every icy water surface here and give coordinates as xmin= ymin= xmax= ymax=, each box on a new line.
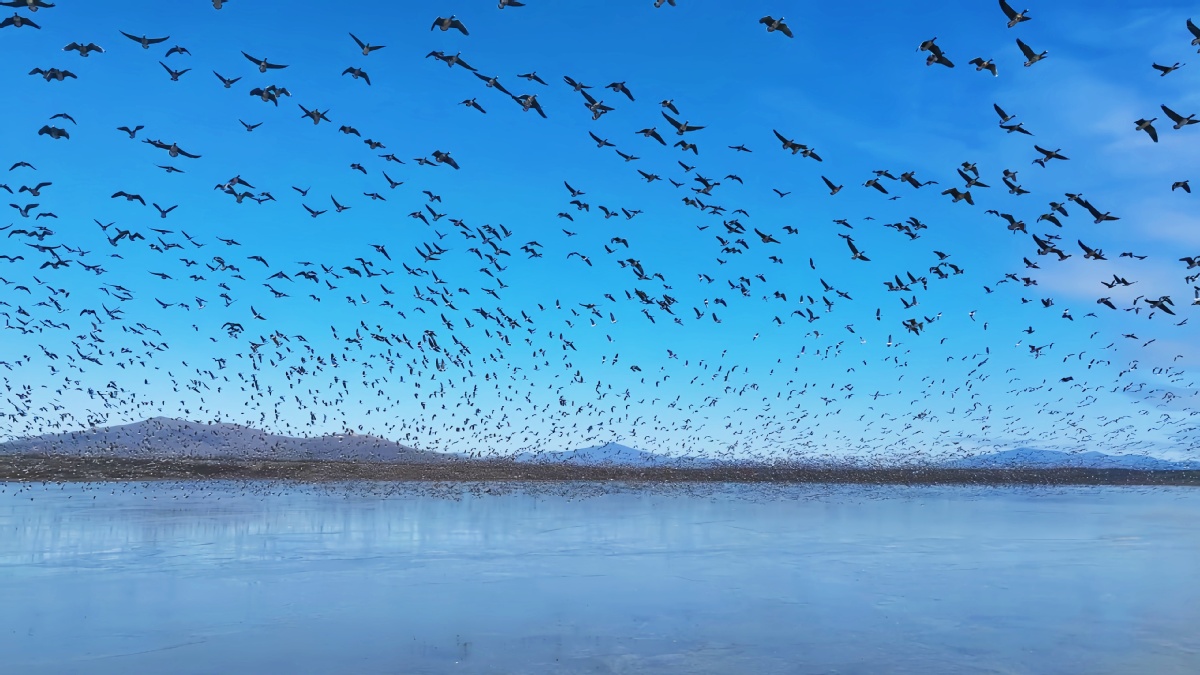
xmin=1 ymin=482 xmax=1198 ymax=674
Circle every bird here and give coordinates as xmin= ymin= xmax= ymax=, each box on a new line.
xmin=298 ymin=105 xmax=331 ymax=125
xmin=342 ymin=67 xmax=371 ymax=85
xmin=431 ymin=15 xmax=469 ymax=35
xmin=998 ymin=0 xmax=1031 ymax=27
xmin=474 ymin=73 xmax=512 ymax=96
xmin=213 ymin=71 xmax=241 ymax=88
xmin=1161 ymin=104 xmax=1197 ymax=129
xmin=758 ymin=16 xmax=793 ymax=38
xmin=1016 ymin=38 xmax=1047 ymax=66
xmin=37 ymin=125 xmax=68 ymax=139
xmin=159 ymin=61 xmax=191 ymax=81
xmin=662 ymin=112 xmax=703 ymax=135
xmin=63 ymin=42 xmax=104 ymax=57
xmin=1135 ymin=118 xmax=1159 ymax=142
xmin=606 ymin=81 xmax=634 ymax=101
xmin=120 ymin=31 xmax=168 ymax=49
xmin=30 ymin=68 xmax=77 ymax=82
xmin=0 ymin=13 xmax=40 ymax=29
xmin=942 ymin=188 xmax=974 ymax=205
xmin=1172 ymin=180 xmax=1191 ymax=193
xmin=969 ymin=57 xmax=998 ymax=76
xmin=145 ymin=139 xmax=200 ymax=158
xmin=1152 ymin=62 xmax=1183 ymax=76
xmin=242 ymin=52 xmax=288 ymax=72
xmin=844 ymin=237 xmax=870 ymax=261
xmin=513 ymin=94 xmax=546 ymax=118
xmin=350 ymin=33 xmax=385 ymax=55
xmin=918 ymin=37 xmax=954 ymax=67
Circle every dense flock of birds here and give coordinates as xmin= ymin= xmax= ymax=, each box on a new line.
xmin=1 ymin=1 xmax=1199 ymax=466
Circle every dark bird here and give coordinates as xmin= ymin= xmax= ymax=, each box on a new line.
xmin=1161 ymin=104 xmax=1197 ymax=129
xmin=431 ymin=15 xmax=468 ymax=35
xmin=30 ymin=68 xmax=77 ymax=81
xmin=214 ymin=71 xmax=241 ymax=88
xmin=1 ymin=13 xmax=40 ymax=29
xmin=350 ymin=33 xmax=385 ymax=55
xmin=1017 ymin=38 xmax=1047 ymax=66
xmin=242 ymin=52 xmax=288 ymax=72
xmin=474 ymin=73 xmax=512 ymax=96
xmin=918 ymin=37 xmax=954 ymax=67
xmin=159 ymin=61 xmax=191 ymax=81
xmin=1135 ymin=118 xmax=1159 ymax=142
xmin=662 ymin=112 xmax=704 ymax=135
xmin=1 ymin=0 xmax=54 ymax=10
xmin=969 ymin=57 xmax=997 ymax=76
xmin=513 ymin=94 xmax=546 ymax=118
xmin=607 ymin=81 xmax=634 ymax=101
xmin=342 ymin=66 xmax=371 ymax=85
xmin=998 ymin=0 xmax=1030 ymax=27
xmin=432 ymin=150 xmax=459 ymax=170
xmin=120 ymin=31 xmax=168 ymax=49
xmin=37 ymin=125 xmax=69 ymax=139
xmin=145 ymin=139 xmax=200 ymax=158
xmin=63 ymin=42 xmax=104 ymax=57
xmin=758 ymin=16 xmax=793 ymax=38
xmin=298 ymin=105 xmax=331 ymax=125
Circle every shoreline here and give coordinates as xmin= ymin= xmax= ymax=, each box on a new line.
xmin=2 ymin=455 xmax=1199 ymax=486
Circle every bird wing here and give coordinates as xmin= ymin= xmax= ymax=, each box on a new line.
xmin=1016 ymin=39 xmax=1035 ymax=59
xmin=1161 ymin=104 xmax=1183 ymax=122
xmin=998 ymin=0 xmax=1018 ymax=20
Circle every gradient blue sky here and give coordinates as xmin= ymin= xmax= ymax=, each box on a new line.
xmin=2 ymin=0 xmax=1199 ymax=461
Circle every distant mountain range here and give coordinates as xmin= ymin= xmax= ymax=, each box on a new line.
xmin=940 ymin=448 xmax=1200 ymax=471
xmin=2 ymin=420 xmax=1197 ymax=470
xmin=511 ymin=442 xmax=723 ymax=468
xmin=0 ymin=417 xmax=446 ymax=463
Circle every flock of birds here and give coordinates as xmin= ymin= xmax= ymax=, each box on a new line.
xmin=2 ymin=0 xmax=1199 ymax=467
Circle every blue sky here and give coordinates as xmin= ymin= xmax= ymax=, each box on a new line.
xmin=2 ymin=0 xmax=1199 ymax=461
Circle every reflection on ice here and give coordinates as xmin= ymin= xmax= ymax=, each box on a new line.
xmin=2 ymin=483 xmax=1199 ymax=674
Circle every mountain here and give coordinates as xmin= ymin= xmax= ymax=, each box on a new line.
xmin=511 ymin=442 xmax=723 ymax=467
xmin=942 ymin=447 xmax=1200 ymax=470
xmin=0 ymin=417 xmax=448 ymax=463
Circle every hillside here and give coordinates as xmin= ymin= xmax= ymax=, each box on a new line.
xmin=0 ymin=417 xmax=447 ymax=463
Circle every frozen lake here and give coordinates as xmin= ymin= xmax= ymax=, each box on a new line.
xmin=2 ymin=482 xmax=1198 ymax=674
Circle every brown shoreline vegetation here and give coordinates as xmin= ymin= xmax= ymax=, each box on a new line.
xmin=1 ymin=454 xmax=1199 ymax=486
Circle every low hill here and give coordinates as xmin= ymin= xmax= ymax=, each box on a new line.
xmin=0 ymin=417 xmax=447 ymax=463
xmin=942 ymin=447 xmax=1200 ymax=471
